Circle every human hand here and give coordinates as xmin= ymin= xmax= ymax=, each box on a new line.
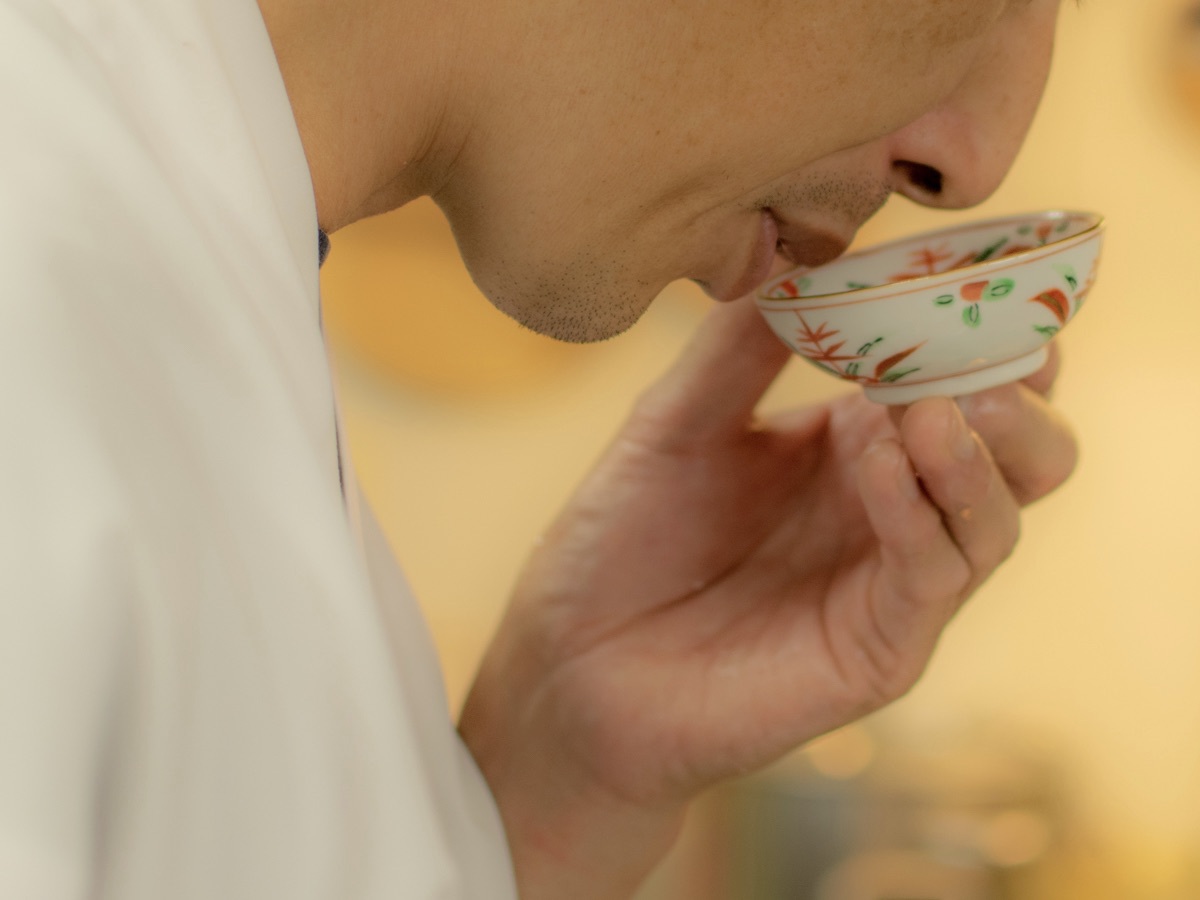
xmin=460 ymin=297 xmax=1076 ymax=900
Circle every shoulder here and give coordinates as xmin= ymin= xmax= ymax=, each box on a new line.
xmin=0 ymin=0 xmax=328 ymax=605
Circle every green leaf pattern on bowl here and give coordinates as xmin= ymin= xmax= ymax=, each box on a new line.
xmin=931 ymin=263 xmax=1092 ymax=337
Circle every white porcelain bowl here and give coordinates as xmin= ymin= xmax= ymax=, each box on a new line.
xmin=755 ymin=211 xmax=1105 ymax=404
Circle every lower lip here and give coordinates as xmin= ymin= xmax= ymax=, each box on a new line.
xmin=716 ymin=211 xmax=779 ymax=302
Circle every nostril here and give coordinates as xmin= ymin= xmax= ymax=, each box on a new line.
xmin=895 ymin=160 xmax=944 ymax=196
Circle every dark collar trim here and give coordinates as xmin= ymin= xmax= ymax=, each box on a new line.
xmin=318 ymin=229 xmax=331 ymax=267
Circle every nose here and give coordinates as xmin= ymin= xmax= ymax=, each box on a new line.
xmin=885 ymin=3 xmax=1059 ymax=209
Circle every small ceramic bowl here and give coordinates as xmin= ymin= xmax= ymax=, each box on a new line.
xmin=755 ymin=210 xmax=1105 ymax=404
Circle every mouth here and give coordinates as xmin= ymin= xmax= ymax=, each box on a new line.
xmin=698 ymin=210 xmax=852 ymax=303
xmin=774 ymin=215 xmax=853 ymax=272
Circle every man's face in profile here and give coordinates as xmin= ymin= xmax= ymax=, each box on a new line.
xmin=434 ymin=0 xmax=1064 ymax=343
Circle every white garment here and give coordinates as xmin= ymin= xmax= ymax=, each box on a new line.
xmin=0 ymin=0 xmax=517 ymax=897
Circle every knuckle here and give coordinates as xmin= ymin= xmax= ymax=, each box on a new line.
xmin=941 ymin=553 xmax=976 ymax=598
xmin=848 ymin=632 xmax=935 ymax=714
xmin=857 ymin=653 xmax=926 ymax=712
xmin=628 ymin=386 xmax=667 ymax=430
xmin=986 ymin=511 xmax=1021 ymax=572
xmin=1023 ymin=430 xmax=1079 ymax=502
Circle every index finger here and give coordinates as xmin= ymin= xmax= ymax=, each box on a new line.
xmin=629 ymin=296 xmax=792 ymax=444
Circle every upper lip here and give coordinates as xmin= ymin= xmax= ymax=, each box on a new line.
xmin=770 ymin=210 xmax=854 ymax=270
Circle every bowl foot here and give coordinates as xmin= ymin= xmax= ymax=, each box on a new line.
xmin=861 ymin=346 xmax=1050 ymax=406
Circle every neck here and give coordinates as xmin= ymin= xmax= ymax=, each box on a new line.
xmin=255 ymin=0 xmax=479 ymax=232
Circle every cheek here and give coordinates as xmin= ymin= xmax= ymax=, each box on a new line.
xmin=898 ymin=0 xmax=1012 ymax=48
xmin=694 ymin=2 xmax=1006 ymax=168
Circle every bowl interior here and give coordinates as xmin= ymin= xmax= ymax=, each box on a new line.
xmin=764 ymin=211 xmax=1101 ymax=301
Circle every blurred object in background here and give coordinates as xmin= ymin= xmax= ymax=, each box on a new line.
xmin=817 ymin=851 xmax=990 ymax=900
xmin=320 ymin=198 xmax=581 ymax=398
xmin=1168 ymin=1 xmax=1200 ymax=129
xmin=640 ymin=724 xmax=1124 ymax=900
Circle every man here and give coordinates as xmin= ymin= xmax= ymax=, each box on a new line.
xmin=0 ymin=0 xmax=1076 ymax=897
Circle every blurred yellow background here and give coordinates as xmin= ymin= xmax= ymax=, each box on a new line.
xmin=322 ymin=1 xmax=1200 ymax=896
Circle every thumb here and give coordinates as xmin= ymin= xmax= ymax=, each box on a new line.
xmin=631 ymin=295 xmax=793 ymax=443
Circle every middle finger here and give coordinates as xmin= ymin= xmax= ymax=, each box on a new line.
xmin=900 ymin=397 xmax=1023 ymax=596
xmin=956 ymin=382 xmax=1078 ymax=506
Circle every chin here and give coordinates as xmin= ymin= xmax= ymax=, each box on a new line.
xmin=475 ymin=267 xmax=660 ymax=345
xmin=495 ymin=293 xmax=649 ymax=344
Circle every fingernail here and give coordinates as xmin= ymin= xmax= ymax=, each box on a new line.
xmin=947 ymin=404 xmax=976 ymax=461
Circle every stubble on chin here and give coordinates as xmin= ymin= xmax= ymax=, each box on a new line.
xmin=479 ymin=256 xmax=659 ymax=345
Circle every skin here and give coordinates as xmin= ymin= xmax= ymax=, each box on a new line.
xmin=256 ymin=0 xmax=1076 ymax=896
